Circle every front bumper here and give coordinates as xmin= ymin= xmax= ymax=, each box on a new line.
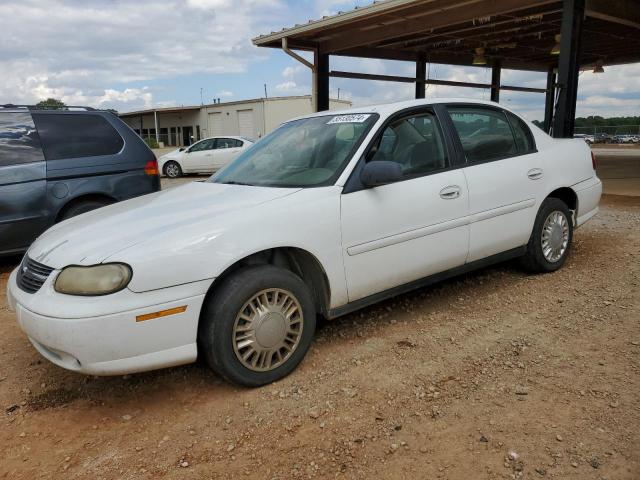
xmin=7 ymin=268 xmax=210 ymax=375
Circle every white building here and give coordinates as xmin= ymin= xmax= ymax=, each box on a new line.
xmin=120 ymin=95 xmax=351 ymax=147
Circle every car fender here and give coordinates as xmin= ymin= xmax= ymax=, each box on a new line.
xmin=111 ymin=186 xmax=349 ymax=309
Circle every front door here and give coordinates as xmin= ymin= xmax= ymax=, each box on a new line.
xmin=340 ymin=109 xmax=469 ymax=302
xmin=183 ymin=138 xmax=216 ymax=172
xmin=0 ymin=112 xmax=49 ymax=254
xmin=446 ymin=105 xmax=545 ymax=262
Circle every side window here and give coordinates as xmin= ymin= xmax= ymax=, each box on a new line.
xmin=215 ymin=138 xmax=237 ymax=149
xmin=506 ymin=111 xmax=535 ymax=153
xmin=447 ymin=107 xmax=517 ymax=162
xmin=189 ymin=139 xmax=214 ymax=152
xmin=0 ymin=112 xmax=45 ymax=166
xmin=32 ymin=114 xmax=124 ymax=161
xmin=370 ymin=112 xmax=448 ymax=178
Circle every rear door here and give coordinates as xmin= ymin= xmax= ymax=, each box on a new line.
xmin=0 ymin=111 xmax=49 ymax=254
xmin=446 ymin=105 xmax=544 ymax=262
xmin=212 ymin=138 xmax=243 ymax=169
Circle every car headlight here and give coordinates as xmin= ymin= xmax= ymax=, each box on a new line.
xmin=54 ymin=263 xmax=132 ymax=296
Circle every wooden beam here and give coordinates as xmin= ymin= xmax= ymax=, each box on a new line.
xmin=586 ymin=0 xmax=640 ymax=29
xmin=380 ymin=8 xmax=563 ymax=49
xmin=331 ymin=47 xmax=549 ymax=71
xmin=329 ymin=70 xmax=547 ymax=93
xmin=321 ymin=0 xmax=556 ymax=53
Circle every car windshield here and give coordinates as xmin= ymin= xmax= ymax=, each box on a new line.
xmin=210 ymin=113 xmax=378 ymax=188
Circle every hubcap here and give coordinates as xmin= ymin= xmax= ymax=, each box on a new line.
xmin=541 ymin=210 xmax=569 ymax=263
xmin=232 ymin=288 xmax=303 ymax=372
xmin=166 ymin=163 xmax=179 ymax=177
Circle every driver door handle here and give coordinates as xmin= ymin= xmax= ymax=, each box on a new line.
xmin=527 ymin=168 xmax=543 ymax=180
xmin=440 ymin=185 xmax=461 ymax=199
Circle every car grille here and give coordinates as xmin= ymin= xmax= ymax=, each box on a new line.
xmin=17 ymin=256 xmax=54 ymax=294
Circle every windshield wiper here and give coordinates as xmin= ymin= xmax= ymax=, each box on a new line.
xmin=221 ymin=181 xmax=253 ymax=186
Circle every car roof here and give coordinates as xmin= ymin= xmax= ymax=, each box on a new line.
xmin=200 ymin=135 xmax=246 ymax=140
xmin=286 ymin=97 xmax=527 ymax=123
xmin=0 ymin=105 xmax=99 ymax=113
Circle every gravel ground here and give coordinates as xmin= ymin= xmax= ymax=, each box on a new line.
xmin=0 ymin=195 xmax=638 ymax=480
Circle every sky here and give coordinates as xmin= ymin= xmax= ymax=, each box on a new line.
xmin=1 ymin=0 xmax=639 ymax=122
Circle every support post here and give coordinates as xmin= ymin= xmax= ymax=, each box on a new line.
xmin=154 ymin=110 xmax=159 ymax=144
xmin=316 ymin=51 xmax=330 ymax=112
xmin=490 ymin=61 xmax=501 ymax=103
xmin=543 ymin=66 xmax=556 ymax=133
xmin=415 ymin=57 xmax=426 ymax=99
xmin=552 ymin=0 xmax=584 ymax=138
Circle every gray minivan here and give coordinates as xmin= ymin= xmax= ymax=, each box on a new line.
xmin=0 ymin=105 xmax=161 ymax=257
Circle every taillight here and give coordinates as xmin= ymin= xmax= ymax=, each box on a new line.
xmin=591 ymin=151 xmax=597 ymax=170
xmin=144 ymin=159 xmax=159 ymax=176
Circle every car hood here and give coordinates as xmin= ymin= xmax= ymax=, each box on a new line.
xmin=28 ymin=182 xmax=301 ymax=269
xmin=159 ymin=149 xmax=183 ymax=160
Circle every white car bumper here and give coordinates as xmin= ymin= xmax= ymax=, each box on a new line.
xmin=7 ymin=268 xmax=210 ymax=375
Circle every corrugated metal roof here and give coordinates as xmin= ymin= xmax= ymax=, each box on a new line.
xmin=252 ymin=0 xmax=420 ymax=45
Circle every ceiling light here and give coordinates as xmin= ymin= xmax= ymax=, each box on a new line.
xmin=550 ymin=34 xmax=561 ymax=55
xmin=472 ymin=47 xmax=487 ymax=65
xmin=593 ymin=60 xmax=604 ymax=73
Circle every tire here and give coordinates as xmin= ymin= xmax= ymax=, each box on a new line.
xmin=59 ymin=199 xmax=111 ymax=221
xmin=198 ymin=265 xmax=316 ymax=387
xmin=163 ymin=161 xmax=182 ymax=178
xmin=521 ymin=197 xmax=573 ymax=273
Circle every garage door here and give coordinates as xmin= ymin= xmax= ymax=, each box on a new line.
xmin=237 ymin=109 xmax=254 ymax=139
xmin=208 ymin=113 xmax=223 ymax=136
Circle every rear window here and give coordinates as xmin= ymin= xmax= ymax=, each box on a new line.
xmin=32 ymin=113 xmax=124 ymax=160
xmin=0 ymin=112 xmax=45 ymax=166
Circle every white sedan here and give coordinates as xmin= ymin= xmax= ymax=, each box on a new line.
xmin=7 ymin=98 xmax=602 ymax=387
xmin=158 ymin=136 xmax=253 ymax=177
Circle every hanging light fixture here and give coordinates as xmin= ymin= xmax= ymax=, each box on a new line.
xmin=593 ymin=60 xmax=604 ymax=73
xmin=472 ymin=47 xmax=487 ymax=65
xmin=550 ymin=34 xmax=561 ymax=55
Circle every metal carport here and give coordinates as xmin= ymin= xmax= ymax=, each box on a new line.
xmin=253 ymin=0 xmax=640 ymax=137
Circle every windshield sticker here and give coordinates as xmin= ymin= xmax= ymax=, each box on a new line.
xmin=327 ymin=114 xmax=371 ymax=124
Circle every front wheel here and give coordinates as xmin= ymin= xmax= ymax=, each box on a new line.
xmin=198 ymin=265 xmax=316 ymax=387
xmin=521 ymin=197 xmax=573 ymax=273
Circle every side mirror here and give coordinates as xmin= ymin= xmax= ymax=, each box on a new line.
xmin=179 ymin=147 xmax=186 ymax=152
xmin=360 ymin=161 xmax=402 ymax=188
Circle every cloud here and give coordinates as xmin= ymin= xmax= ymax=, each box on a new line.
xmin=0 ymin=0 xmax=286 ymax=111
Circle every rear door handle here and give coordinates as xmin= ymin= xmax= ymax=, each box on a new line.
xmin=440 ymin=185 xmax=461 ymax=199
xmin=527 ymin=168 xmax=543 ymax=180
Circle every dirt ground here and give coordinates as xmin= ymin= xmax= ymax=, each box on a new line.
xmin=1 ymin=194 xmax=638 ymax=480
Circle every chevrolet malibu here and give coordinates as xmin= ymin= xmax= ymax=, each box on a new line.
xmin=7 ymin=99 xmax=602 ymax=387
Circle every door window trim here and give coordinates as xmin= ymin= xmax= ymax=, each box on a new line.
xmin=444 ymin=103 xmax=538 ymax=167
xmin=342 ymin=104 xmax=460 ymax=194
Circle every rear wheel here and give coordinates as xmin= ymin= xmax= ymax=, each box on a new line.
xmin=59 ymin=199 xmax=112 ymax=221
xmin=163 ymin=161 xmax=182 ymax=178
xmin=521 ymin=197 xmax=573 ymax=273
xmin=198 ymin=265 xmax=316 ymax=387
